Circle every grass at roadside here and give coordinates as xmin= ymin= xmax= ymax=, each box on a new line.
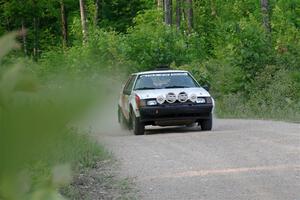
xmin=62 ymin=160 xmax=138 ymax=200
xmin=58 ymin=132 xmax=137 ymax=200
xmin=13 ymin=130 xmax=108 ymax=198
xmin=215 ymin=97 xmax=300 ymax=123
xmin=22 ymin=130 xmax=137 ymax=200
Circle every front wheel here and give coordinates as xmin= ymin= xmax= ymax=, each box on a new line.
xmin=200 ymin=114 xmax=213 ymax=131
xmin=131 ymin=112 xmax=145 ymax=135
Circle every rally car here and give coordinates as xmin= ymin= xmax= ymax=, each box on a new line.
xmin=118 ymin=69 xmax=214 ymax=135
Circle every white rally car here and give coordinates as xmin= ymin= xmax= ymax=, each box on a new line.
xmin=118 ymin=69 xmax=214 ymax=135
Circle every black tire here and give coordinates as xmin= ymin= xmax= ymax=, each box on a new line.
xmin=118 ymin=106 xmax=128 ymax=129
xmin=200 ymin=114 xmax=213 ymax=131
xmin=130 ymin=111 xmax=145 ymax=135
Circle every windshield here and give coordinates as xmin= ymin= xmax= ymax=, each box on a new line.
xmin=134 ymin=72 xmax=199 ymax=90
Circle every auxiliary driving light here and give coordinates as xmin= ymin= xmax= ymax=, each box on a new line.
xmin=189 ymin=94 xmax=197 ymax=102
xmin=156 ymin=95 xmax=165 ymax=104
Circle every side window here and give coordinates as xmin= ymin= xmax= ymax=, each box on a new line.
xmin=123 ymin=75 xmax=136 ymax=95
xmin=123 ymin=77 xmax=132 ymax=93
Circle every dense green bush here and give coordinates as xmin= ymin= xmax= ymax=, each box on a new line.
xmin=123 ymin=10 xmax=207 ymax=71
xmin=35 ymin=10 xmax=207 ymax=75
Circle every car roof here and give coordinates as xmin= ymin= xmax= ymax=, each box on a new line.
xmin=132 ymin=70 xmax=188 ymax=76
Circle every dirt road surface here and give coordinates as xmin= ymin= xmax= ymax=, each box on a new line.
xmin=89 ymin=105 xmax=300 ymax=200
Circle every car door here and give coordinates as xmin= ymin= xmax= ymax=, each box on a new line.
xmin=122 ymin=75 xmax=136 ymax=119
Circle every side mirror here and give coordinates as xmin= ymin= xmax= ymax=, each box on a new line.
xmin=203 ymin=85 xmax=210 ymax=92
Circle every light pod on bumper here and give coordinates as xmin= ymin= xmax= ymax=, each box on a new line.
xmin=166 ymin=92 xmax=176 ymax=103
xmin=178 ymin=92 xmax=188 ymax=103
xmin=156 ymin=95 xmax=165 ymax=104
xmin=189 ymin=94 xmax=197 ymax=102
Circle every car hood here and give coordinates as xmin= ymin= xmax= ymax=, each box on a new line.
xmin=133 ymin=87 xmax=211 ymax=99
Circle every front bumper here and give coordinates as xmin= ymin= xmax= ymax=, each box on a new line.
xmin=139 ymin=103 xmax=213 ymax=124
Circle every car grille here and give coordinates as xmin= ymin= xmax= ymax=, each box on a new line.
xmin=163 ymin=100 xmax=195 ymax=106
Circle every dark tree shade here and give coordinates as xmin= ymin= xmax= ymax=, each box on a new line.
xmin=94 ymin=0 xmax=101 ymax=27
xmin=186 ymin=0 xmax=193 ymax=33
xmin=260 ymin=0 xmax=271 ymax=33
xmin=176 ymin=0 xmax=182 ymax=28
xmin=164 ymin=0 xmax=172 ymax=25
xmin=60 ymin=0 xmax=68 ymax=48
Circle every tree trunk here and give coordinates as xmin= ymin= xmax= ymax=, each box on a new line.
xmin=260 ymin=0 xmax=271 ymax=33
xmin=211 ymin=0 xmax=217 ymax=17
xmin=33 ymin=17 xmax=39 ymax=60
xmin=94 ymin=0 xmax=101 ymax=27
xmin=79 ymin=0 xmax=88 ymax=44
xmin=157 ymin=0 xmax=163 ymax=9
xmin=60 ymin=0 xmax=68 ymax=48
xmin=21 ymin=19 xmax=27 ymax=56
xmin=176 ymin=0 xmax=182 ymax=29
xmin=186 ymin=0 xmax=193 ymax=33
xmin=32 ymin=0 xmax=39 ymax=60
xmin=164 ymin=0 xmax=172 ymax=25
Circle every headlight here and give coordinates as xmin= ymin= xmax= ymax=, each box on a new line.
xmin=147 ymin=100 xmax=158 ymax=106
xmin=139 ymin=99 xmax=146 ymax=107
xmin=196 ymin=97 xmax=206 ymax=104
xmin=206 ymin=97 xmax=212 ymax=104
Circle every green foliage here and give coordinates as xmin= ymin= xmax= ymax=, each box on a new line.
xmin=174 ymin=62 xmax=210 ymax=86
xmin=0 ymin=0 xmax=152 ymax=56
xmin=0 ymin=33 xmax=107 ymax=199
xmin=1 ymin=0 xmax=299 ymax=123
xmin=190 ymin=0 xmax=300 ymax=119
xmin=100 ymin=0 xmax=154 ymax=32
xmin=123 ymin=10 xmax=207 ymax=71
xmin=206 ymin=60 xmax=244 ymax=96
xmin=22 ymin=1 xmax=300 ymax=121
xmin=228 ymin=16 xmax=274 ymax=93
xmin=272 ymin=5 xmax=300 ymax=70
xmin=34 ymin=10 xmax=208 ymax=75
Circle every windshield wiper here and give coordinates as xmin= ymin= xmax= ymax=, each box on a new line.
xmin=135 ymin=87 xmax=157 ymax=90
xmin=164 ymin=86 xmax=189 ymax=89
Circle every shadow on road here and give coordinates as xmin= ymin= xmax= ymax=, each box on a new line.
xmin=144 ymin=125 xmax=203 ymax=135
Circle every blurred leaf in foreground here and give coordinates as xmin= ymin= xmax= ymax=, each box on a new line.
xmin=0 ymin=33 xmax=101 ymax=199
xmin=0 ymin=32 xmax=19 ymax=60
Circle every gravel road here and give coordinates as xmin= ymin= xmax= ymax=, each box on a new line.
xmin=97 ymin=118 xmax=300 ymax=200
